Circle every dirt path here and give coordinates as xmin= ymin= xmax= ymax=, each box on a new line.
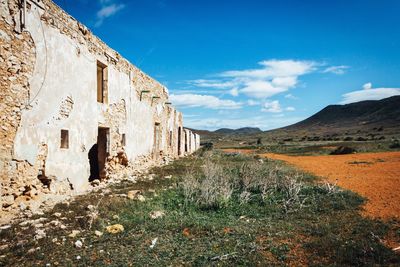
xmin=222 ymin=149 xmax=400 ymax=220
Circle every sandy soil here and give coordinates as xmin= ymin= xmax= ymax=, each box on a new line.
xmin=222 ymin=149 xmax=400 ymax=220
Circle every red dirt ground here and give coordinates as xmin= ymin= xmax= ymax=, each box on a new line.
xmin=223 ymin=149 xmax=400 ymax=220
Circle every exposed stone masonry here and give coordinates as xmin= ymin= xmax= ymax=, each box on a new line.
xmin=0 ymin=0 xmax=200 ymax=223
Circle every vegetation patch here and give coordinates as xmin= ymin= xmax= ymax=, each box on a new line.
xmin=0 ymin=150 xmax=399 ymax=266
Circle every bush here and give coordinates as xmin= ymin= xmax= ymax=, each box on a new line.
xmin=330 ymin=146 xmax=356 ymax=155
xmin=201 ymin=142 xmax=213 ymax=150
xmin=343 ymin=136 xmax=353 ymax=141
xmin=389 ymin=140 xmax=400 ymax=149
xmin=181 ymin=153 xmax=308 ymax=213
xmin=182 ymin=157 xmax=233 ymax=209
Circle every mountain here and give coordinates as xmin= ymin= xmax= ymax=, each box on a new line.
xmin=190 ymin=127 xmax=262 ymax=142
xmin=191 ymin=96 xmax=400 ymax=144
xmin=214 ymin=127 xmax=262 ymax=135
xmin=279 ymin=95 xmax=400 ymax=133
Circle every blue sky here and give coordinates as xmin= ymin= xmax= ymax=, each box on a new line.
xmin=56 ymin=0 xmax=400 ymax=130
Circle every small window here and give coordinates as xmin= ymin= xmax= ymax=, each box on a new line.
xmin=121 ymin=133 xmax=126 ymax=147
xmin=97 ymin=61 xmax=108 ymax=103
xmin=60 ymin=129 xmax=69 ymax=149
xmin=169 ymin=131 xmax=172 ymax=147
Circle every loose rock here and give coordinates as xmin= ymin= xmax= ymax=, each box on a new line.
xmin=149 ymin=210 xmax=165 ymax=219
xmin=74 ymin=240 xmax=83 ymax=248
xmin=106 ymin=224 xmax=124 ymax=234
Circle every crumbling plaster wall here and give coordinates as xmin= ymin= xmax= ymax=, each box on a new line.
xmin=0 ymin=0 xmax=194 ymax=214
xmin=194 ymin=133 xmax=201 ymax=151
xmin=0 ymin=0 xmax=38 ymax=209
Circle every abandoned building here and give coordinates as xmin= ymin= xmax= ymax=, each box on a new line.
xmin=0 ymin=0 xmax=200 ymax=215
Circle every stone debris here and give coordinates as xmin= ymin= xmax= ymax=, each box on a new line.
xmin=34 ymin=229 xmax=46 ymax=240
xmin=137 ymin=195 xmax=146 ymax=202
xmin=74 ymin=240 xmax=83 ymax=248
xmin=106 ymin=224 xmax=124 ymax=234
xmin=149 ymin=210 xmax=165 ymax=219
xmin=127 ymin=190 xmax=141 ymax=200
xmin=68 ymin=230 xmax=81 ymax=238
xmin=94 ymin=230 xmax=103 ymax=237
xmin=149 ymin=237 xmax=158 ymax=249
xmin=0 ymin=225 xmax=11 ymax=230
xmin=90 ymin=179 xmax=100 ymax=187
xmin=86 ymin=205 xmax=95 ymax=211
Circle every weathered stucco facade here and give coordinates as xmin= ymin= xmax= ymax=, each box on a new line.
xmin=0 ymin=0 xmax=199 ymax=217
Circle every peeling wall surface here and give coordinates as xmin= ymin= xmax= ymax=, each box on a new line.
xmin=0 ymin=0 xmax=199 ymax=215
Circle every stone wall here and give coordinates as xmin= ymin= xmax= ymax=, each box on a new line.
xmin=0 ymin=0 xmax=198 ymax=219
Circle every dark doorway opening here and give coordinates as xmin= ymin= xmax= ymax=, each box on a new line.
xmin=184 ymin=131 xmax=188 ymax=152
xmin=88 ymin=127 xmax=109 ymax=182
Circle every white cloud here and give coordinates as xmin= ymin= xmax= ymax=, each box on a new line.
xmin=184 ymin=116 xmax=305 ymax=131
xmin=340 ymin=84 xmax=400 ymax=104
xmin=170 ymin=94 xmax=242 ymax=109
xmin=286 ymin=106 xmax=295 ymax=111
xmin=189 ymin=79 xmax=236 ymax=89
xmin=271 ymin=76 xmax=297 ymax=88
xmin=322 ymin=65 xmax=349 ymax=75
xmin=261 ymin=100 xmax=282 ymax=113
xmin=220 ymin=59 xmax=316 ymax=98
xmin=221 ymin=59 xmax=316 ymax=79
xmin=229 ymin=88 xmax=239 ymax=96
xmin=183 ymin=59 xmax=323 ymax=99
xmin=241 ymin=80 xmax=285 ymax=98
xmin=363 ymin=82 xmax=372 ymax=90
xmin=95 ymin=2 xmax=125 ymax=27
xmin=284 ymin=93 xmax=298 ymax=99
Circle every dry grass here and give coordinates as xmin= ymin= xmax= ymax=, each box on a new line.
xmin=181 ymin=152 xmax=309 ymax=213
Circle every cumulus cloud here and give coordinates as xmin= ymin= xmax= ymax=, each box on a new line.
xmin=222 ymin=60 xmax=316 ymax=98
xmin=261 ymin=100 xmax=282 ymax=113
xmin=340 ymin=83 xmax=400 ymax=104
xmin=322 ymin=65 xmax=349 ymax=75
xmin=221 ymin=59 xmax=316 ymax=79
xmin=170 ymin=94 xmax=242 ymax=109
xmin=241 ymin=80 xmax=286 ymax=98
xmin=286 ymin=106 xmax=295 ymax=111
xmin=95 ymin=1 xmax=125 ymax=27
xmin=185 ymin=59 xmax=316 ymax=99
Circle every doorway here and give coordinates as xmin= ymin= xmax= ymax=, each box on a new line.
xmin=184 ymin=130 xmax=188 ymax=153
xmin=89 ymin=127 xmax=109 ymax=181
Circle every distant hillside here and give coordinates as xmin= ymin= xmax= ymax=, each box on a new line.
xmin=280 ymin=95 xmax=400 ymax=133
xmin=191 ymin=127 xmax=262 ymax=142
xmin=191 ymin=96 xmax=400 ymax=145
xmin=214 ymin=127 xmax=262 ymax=135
